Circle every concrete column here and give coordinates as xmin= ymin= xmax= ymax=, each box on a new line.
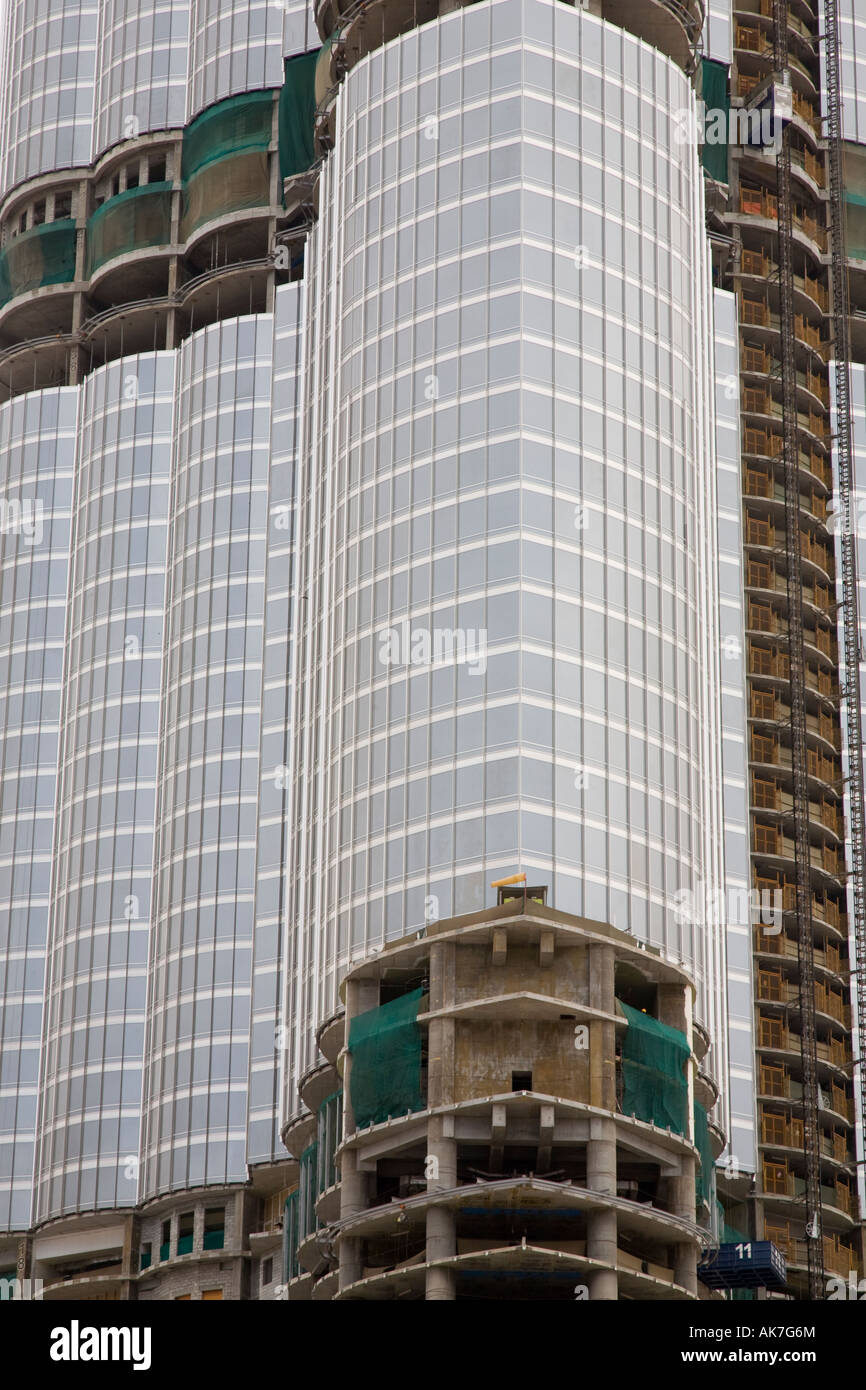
xmin=658 ymin=983 xmax=699 ymax=1296
xmin=338 ymin=1148 xmax=366 ymax=1292
xmin=121 ymin=1215 xmax=137 ymax=1299
xmin=233 ymin=1189 xmax=246 ymax=1251
xmin=338 ymin=975 xmax=379 ymax=1293
xmin=427 ymin=939 xmax=455 ymax=1110
xmin=342 ymin=976 xmax=379 ymax=1135
xmin=586 ymin=1115 xmax=618 ymax=1299
xmin=424 ymin=939 xmax=457 ymax=1298
xmin=427 ymin=1016 xmax=455 ymax=1111
xmin=425 ymin=1116 xmax=457 ymax=1300
xmin=657 ymin=983 xmax=690 ymax=1037
xmin=425 ymin=1205 xmax=456 ymax=1300
xmin=588 ymin=943 xmax=616 ymax=1110
xmin=660 ymin=1169 xmax=698 ymax=1295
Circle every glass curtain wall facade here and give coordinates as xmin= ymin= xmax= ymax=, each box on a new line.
xmin=284 ymin=0 xmax=731 ymax=1106
xmin=0 ymin=0 xmax=317 ymax=1294
xmin=0 ymin=0 xmax=774 ymax=1301
xmin=34 ymin=355 xmax=174 ymax=1221
xmin=0 ymin=0 xmax=316 ymax=191
xmin=0 ymin=389 xmax=77 ymax=1233
xmin=0 ymin=292 xmax=305 ymax=1282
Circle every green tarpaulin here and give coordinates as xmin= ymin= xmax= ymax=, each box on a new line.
xmin=701 ymin=58 xmax=730 ymax=184
xmin=845 ymin=194 xmax=866 ymax=260
xmin=618 ymin=1000 xmax=690 ymax=1136
xmin=723 ymin=1220 xmax=748 ymax=1245
xmin=180 ymin=151 xmax=270 ymax=239
xmin=0 ymin=219 xmax=77 ymax=306
xmin=279 ymin=50 xmax=320 ymax=183
xmin=86 ymin=184 xmax=173 ymax=275
xmin=180 ymin=91 xmax=275 ymax=238
xmin=317 ymin=1089 xmax=342 ymax=1193
xmin=283 ymin=1189 xmax=299 ymax=1280
xmin=348 ymin=987 xmax=425 ymax=1128
xmin=298 ymin=1141 xmax=318 ymax=1242
xmin=182 ymin=90 xmax=275 ymax=183
xmin=694 ymin=1100 xmax=715 ymax=1208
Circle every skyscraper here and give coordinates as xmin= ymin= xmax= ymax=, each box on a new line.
xmin=0 ymin=0 xmax=862 ymax=1302
xmin=707 ymin=0 xmax=866 ymax=1297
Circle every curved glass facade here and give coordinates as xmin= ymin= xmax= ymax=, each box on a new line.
xmin=0 ymin=298 xmax=303 ymax=1229
xmin=95 ymin=0 xmax=190 ymax=157
xmin=248 ymin=282 xmax=305 ymax=1165
xmin=284 ymin=0 xmax=729 ymax=1101
xmin=0 ymin=0 xmax=758 ymax=1274
xmin=1 ymin=0 xmax=99 ymax=189
xmin=188 ymin=0 xmax=285 ymax=121
xmin=0 ymin=0 xmax=314 ymax=191
xmin=840 ymin=0 xmax=866 ymax=146
xmin=0 ymin=389 xmax=76 ymax=1230
xmin=141 ymin=315 xmax=273 ymax=1198
xmin=34 ymin=355 xmax=174 ymax=1220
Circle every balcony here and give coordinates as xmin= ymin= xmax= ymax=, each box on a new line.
xmin=766 ymin=1227 xmax=859 ymax=1278
xmin=756 ymin=889 xmax=850 ymax=945
xmin=792 ymin=93 xmax=821 ymax=140
xmin=758 ymin=1063 xmax=853 ymax=1114
xmin=744 ymin=468 xmax=830 ymax=506
xmin=750 ymin=782 xmax=844 ymax=838
xmin=739 ymin=260 xmax=828 ymax=315
xmin=752 ymin=828 xmax=844 ymax=877
xmin=791 ymin=148 xmax=826 ymax=188
xmin=735 ymin=23 xmax=767 ymax=53
xmin=740 ymin=189 xmax=777 ymax=219
xmin=756 ymin=1013 xmax=850 ymax=1065
xmin=761 ymin=1114 xmax=803 ymax=1149
xmin=755 ymin=972 xmax=850 ymax=1027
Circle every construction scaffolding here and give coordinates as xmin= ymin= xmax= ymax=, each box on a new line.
xmin=727 ymin=0 xmax=865 ymax=1299
xmin=823 ymin=0 xmax=866 ymax=1268
xmin=773 ymin=0 xmax=824 ymax=1299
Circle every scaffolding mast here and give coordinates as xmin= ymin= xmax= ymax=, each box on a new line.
xmin=772 ymin=0 xmax=824 ymax=1298
xmin=823 ymin=0 xmax=866 ymax=1252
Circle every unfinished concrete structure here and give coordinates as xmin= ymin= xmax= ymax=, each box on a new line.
xmin=4 ymin=0 xmax=866 ymax=1306
xmin=281 ymin=896 xmax=721 ymax=1301
xmin=702 ymin=0 xmax=866 ymax=1296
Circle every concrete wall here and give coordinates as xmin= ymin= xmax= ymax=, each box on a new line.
xmin=453 ymin=1017 xmax=591 ymax=1102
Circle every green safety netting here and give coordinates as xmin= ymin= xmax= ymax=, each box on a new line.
xmin=298 ymin=1142 xmax=319 ymax=1241
xmin=845 ymin=192 xmax=866 ymax=261
xmin=0 ymin=219 xmax=77 ymax=306
xmin=348 ymin=987 xmax=425 ymax=1128
xmin=86 ymin=184 xmax=173 ymax=275
xmin=180 ymin=151 xmax=271 ymax=239
xmin=180 ymin=91 xmax=275 ymax=239
xmin=316 ymin=1089 xmax=343 ymax=1193
xmin=701 ymin=58 xmax=730 ymax=185
xmin=694 ymin=1100 xmax=715 ymax=1209
xmin=182 ymin=90 xmax=275 ymax=182
xmin=618 ymin=1000 xmax=690 ymax=1136
xmin=723 ymin=1219 xmax=748 ymax=1245
xmin=279 ymin=49 xmax=320 ymax=183
xmin=315 ymin=36 xmax=335 ymax=106
xmin=283 ymin=1189 xmax=299 ymax=1280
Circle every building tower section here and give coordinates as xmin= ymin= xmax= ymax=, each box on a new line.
xmin=282 ymin=896 xmax=720 ymax=1302
xmin=713 ymin=0 xmax=865 ymax=1294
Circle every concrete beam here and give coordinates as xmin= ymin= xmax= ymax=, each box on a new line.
xmin=492 ymin=926 xmax=507 ymax=965
xmin=489 ymin=1102 xmax=507 ymax=1170
xmin=539 ymin=928 xmax=555 ymax=968
xmin=537 ymin=1103 xmax=555 ymax=1171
